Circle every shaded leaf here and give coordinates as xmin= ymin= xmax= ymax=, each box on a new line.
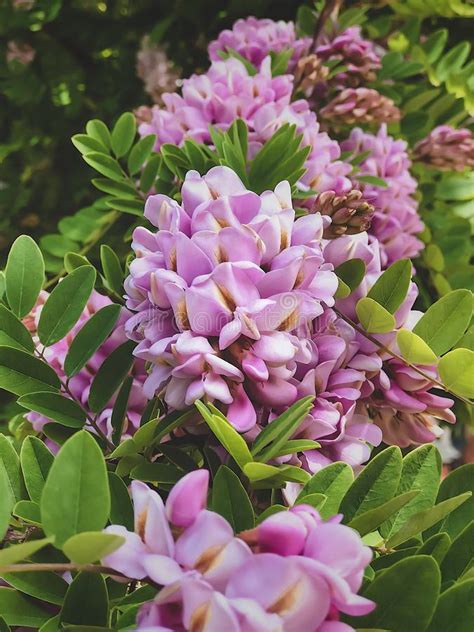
xmin=5 ymin=236 xmax=44 ymax=319
xmin=212 ymin=465 xmax=254 ymax=532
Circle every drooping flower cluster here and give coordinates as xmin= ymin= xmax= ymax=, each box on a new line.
xmin=23 ymin=291 xmax=147 ymax=440
xmin=342 ymin=125 xmax=424 ymax=266
xmin=103 ymin=470 xmax=374 ymax=631
xmin=137 ymin=36 xmax=181 ymax=105
xmin=208 ymin=17 xmax=311 ymax=70
xmin=125 ymin=166 xmax=338 ymax=432
xmin=413 ymin=125 xmax=474 ymax=172
xmin=314 ymin=26 xmax=381 ymax=87
xmin=138 ymin=16 xmax=423 ymax=268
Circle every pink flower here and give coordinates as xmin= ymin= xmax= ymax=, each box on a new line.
xmin=102 ymin=474 xmax=374 ymax=631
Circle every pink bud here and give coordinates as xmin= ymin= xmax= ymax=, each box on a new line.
xmin=257 ymin=511 xmax=307 ymax=556
xmin=166 ymin=470 xmax=209 ymax=527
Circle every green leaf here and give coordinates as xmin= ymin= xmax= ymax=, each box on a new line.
xmin=438 ymin=348 xmax=474 ymax=398
xmin=272 ymin=439 xmax=320 ymax=457
xmin=297 ymin=462 xmax=353 ymax=519
xmin=5 ymin=235 xmax=44 ymax=318
xmin=340 ymin=446 xmax=402 ymax=522
xmin=441 ymin=521 xmax=474 ymax=582
xmin=270 ymin=48 xmax=294 ymax=75
xmin=0 ymin=617 xmax=8 ymax=632
xmin=0 ymin=462 xmax=14 ymax=540
xmin=0 ymin=572 xmax=67 ymax=606
xmin=104 ymin=198 xmax=144 ymax=216
xmin=111 ymin=112 xmax=136 ymax=158
xmin=38 ymin=266 xmax=96 ymax=347
xmin=0 ymin=588 xmax=50 ymax=627
xmin=20 ymin=436 xmax=54 ymax=503
xmin=88 ymin=340 xmax=135 ymax=413
xmin=356 ymin=297 xmax=396 ymax=333
xmin=431 ymin=464 xmax=474 ymax=538
xmin=0 ymin=434 xmax=25 ymax=502
xmin=354 ymin=557 xmax=440 ymax=632
xmin=357 ymin=175 xmax=389 ymax=188
xmin=41 ymin=431 xmax=110 ymax=547
xmin=413 ymin=289 xmax=472 ymax=355
xmin=251 ymin=396 xmax=314 ymax=462
xmin=195 ymin=401 xmax=252 ymax=470
xmin=140 ymin=154 xmax=160 ymax=192
xmin=397 ymin=329 xmax=439 ymax=365
xmin=92 ymin=178 xmax=137 ymax=198
xmin=13 ymin=500 xmax=41 ymax=526
xmin=218 ymin=47 xmax=257 ymax=75
xmin=82 ymin=153 xmax=124 ymax=182
xmin=335 ymin=259 xmax=366 ymax=293
xmin=17 ymin=392 xmax=85 ymax=428
xmin=243 ymin=462 xmax=310 ymax=486
xmin=108 ymin=472 xmax=133 ymax=530
xmin=127 ymin=135 xmax=156 ymax=175
xmin=348 ymin=490 xmax=420 ymax=537
xmin=335 ymin=278 xmax=351 ymax=299
xmin=64 ymin=253 xmax=91 ymax=274
xmin=64 ymin=304 xmax=121 ymax=377
xmin=386 ymin=492 xmax=472 ymax=549
xmin=63 ymin=532 xmax=125 ymax=564
xmin=212 ymin=465 xmax=254 ymax=532
xmin=417 ymin=532 xmax=451 ymax=565
xmin=129 ymin=462 xmax=182 ymax=484
xmin=426 ymin=578 xmax=474 ymax=632
xmin=0 ymin=346 xmax=60 ymax=396
xmin=367 ymin=259 xmax=412 ymax=314
xmin=0 ymin=538 xmax=54 ymax=565
xmin=71 ymin=134 xmax=107 ymax=155
xmin=380 ymin=444 xmax=441 ymax=540
xmin=85 ymin=120 xmax=112 ymax=150
xmin=110 ymin=376 xmax=133 ymax=446
xmin=0 ymin=305 xmax=34 ymax=352
xmin=100 ymin=245 xmax=124 ymax=297
xmin=295 ymin=493 xmax=327 ymax=510
xmin=60 ymin=572 xmax=109 ymax=627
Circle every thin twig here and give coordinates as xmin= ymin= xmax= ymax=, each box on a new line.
xmin=333 ymin=307 xmax=473 ymax=406
xmin=311 ymin=0 xmax=343 ymax=50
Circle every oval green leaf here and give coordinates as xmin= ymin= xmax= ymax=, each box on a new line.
xmin=5 ymin=235 xmax=44 ymax=319
xmin=397 ymin=328 xmax=438 ymax=365
xmin=0 ymin=305 xmax=34 ymax=352
xmin=88 ymin=340 xmax=135 ymax=412
xmin=111 ymin=112 xmax=136 ymax=158
xmin=438 ymin=348 xmax=474 ymax=398
xmin=356 ymin=297 xmax=396 ymax=333
xmin=20 ymin=436 xmax=54 ymax=503
xmin=40 ymin=431 xmax=110 ymax=547
xmin=64 ymin=303 xmax=121 ymax=377
xmin=18 ymin=392 xmax=85 ymax=428
xmin=38 ymin=266 xmax=96 ymax=347
xmin=368 ymin=259 xmax=412 ymax=313
xmin=0 ymin=346 xmax=60 ymax=396
xmin=212 ymin=465 xmax=255 ymax=532
xmin=63 ymin=532 xmax=125 ymax=564
xmin=413 ymin=289 xmax=472 ymax=355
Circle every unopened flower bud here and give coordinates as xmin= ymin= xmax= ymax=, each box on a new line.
xmin=165 ymin=469 xmax=209 ymax=527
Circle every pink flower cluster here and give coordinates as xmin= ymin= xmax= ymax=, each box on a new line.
xmin=342 ymin=125 xmax=424 ymax=266
xmin=104 ymin=470 xmax=374 ymax=631
xmin=124 ymin=164 xmax=455 ymax=468
xmin=125 ymin=166 xmax=338 ymax=433
xmin=208 ymin=17 xmax=311 ymax=70
xmin=139 ymin=16 xmax=423 ymax=267
xmin=24 ymin=291 xmax=147 ymax=440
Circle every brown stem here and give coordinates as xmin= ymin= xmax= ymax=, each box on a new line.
xmin=333 ymin=307 xmax=473 ymax=406
xmin=311 ymin=0 xmax=343 ymax=50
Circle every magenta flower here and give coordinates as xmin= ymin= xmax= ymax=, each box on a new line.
xmin=341 ymin=125 xmax=424 ymax=267
xmin=208 ymin=17 xmax=311 ymax=70
xmin=102 ymin=472 xmax=374 ymax=631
